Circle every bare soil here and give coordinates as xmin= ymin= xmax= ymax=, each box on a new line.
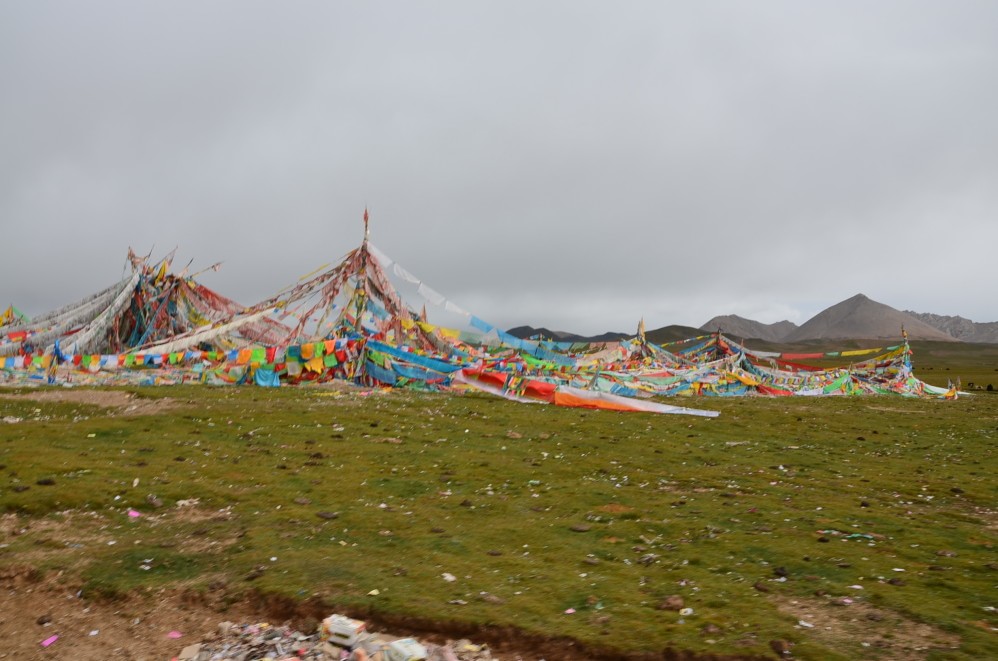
xmin=771 ymin=596 xmax=961 ymax=660
xmin=0 ymin=390 xmax=178 ymax=417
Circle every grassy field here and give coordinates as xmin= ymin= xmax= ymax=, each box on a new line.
xmin=0 ymin=382 xmax=995 ymax=659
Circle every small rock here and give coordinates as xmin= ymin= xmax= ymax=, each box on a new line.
xmin=486 ymin=550 xmax=502 ymax=557
xmin=570 ymin=524 xmax=592 ymax=533
xmin=773 ymin=566 xmax=788 ymax=577
xmin=177 ymin=643 xmax=202 ymax=660
xmin=887 ymin=578 xmax=905 ymax=586
xmin=480 ymin=592 xmax=505 ymax=604
xmin=950 ymin=487 xmax=964 ymax=494
xmin=701 ymin=623 xmax=722 ymax=635
xmin=936 ymin=550 xmax=957 ymax=557
xmin=657 ymin=595 xmax=684 ymax=611
xmin=817 ymin=536 xmax=830 ymax=543
xmin=316 ymin=511 xmax=339 ymax=520
xmin=769 ymin=639 xmax=793 ymax=656
xmin=753 ymin=581 xmax=770 ymax=593
xmin=145 ymin=494 xmax=163 ymax=508
xmin=865 ymin=611 xmax=885 ymax=622
xmin=36 ymin=478 xmax=55 ymax=486
xmin=36 ymin=614 xmax=52 ymax=625
xmin=294 ymin=497 xmax=312 ymax=505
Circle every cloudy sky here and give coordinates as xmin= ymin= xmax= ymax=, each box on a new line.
xmin=2 ymin=2 xmax=996 ymax=335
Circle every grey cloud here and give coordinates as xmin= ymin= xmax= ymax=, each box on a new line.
xmin=2 ymin=2 xmax=996 ymax=334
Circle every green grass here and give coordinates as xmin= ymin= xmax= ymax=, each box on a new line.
xmin=1 ymin=385 xmax=995 ymax=659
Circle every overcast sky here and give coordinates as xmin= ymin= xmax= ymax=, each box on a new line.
xmin=2 ymin=2 xmax=996 ymax=335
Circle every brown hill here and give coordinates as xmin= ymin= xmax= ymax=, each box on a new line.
xmin=903 ymin=311 xmax=998 ymax=343
xmin=700 ymin=314 xmax=797 ymax=342
xmin=783 ymin=293 xmax=957 ymax=342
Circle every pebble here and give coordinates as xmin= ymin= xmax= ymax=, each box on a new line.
xmin=769 ymin=639 xmax=793 ymax=656
xmin=657 ymin=595 xmax=684 ymax=611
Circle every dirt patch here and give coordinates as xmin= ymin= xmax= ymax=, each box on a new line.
xmin=0 ymin=568 xmax=258 ymax=661
xmin=0 ymin=389 xmax=178 ymax=416
xmin=595 ymin=503 xmax=634 ymax=514
xmin=772 ymin=595 xmax=961 ymax=660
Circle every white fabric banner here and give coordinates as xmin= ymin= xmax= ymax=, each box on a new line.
xmin=417 ymin=283 xmax=446 ymax=306
xmin=393 ymin=263 xmax=421 ymax=285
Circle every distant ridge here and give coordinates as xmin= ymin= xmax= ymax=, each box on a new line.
xmin=699 ymin=314 xmax=797 ymax=342
xmin=644 ymin=324 xmax=705 ymax=344
xmin=783 ymin=293 xmax=956 ymax=342
xmin=903 ymin=311 xmax=998 ymax=344
xmin=506 ymin=325 xmax=630 ymax=343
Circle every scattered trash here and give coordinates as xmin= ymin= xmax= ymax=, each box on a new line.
xmin=442 ymin=572 xmax=457 ymax=582
xmin=40 ymin=634 xmax=58 ymax=647
xmin=167 ymin=630 xmax=184 ymax=639
xmin=564 ymin=608 xmax=576 ymax=614
xmin=171 ymin=617 xmax=491 ymax=661
xmin=127 ymin=509 xmax=142 ymax=518
xmin=320 ymin=614 xmax=366 ymax=648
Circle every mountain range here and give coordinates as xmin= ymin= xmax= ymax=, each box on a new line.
xmin=509 ymin=294 xmax=997 ymax=344
xmin=702 ymin=294 xmax=996 ymax=344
